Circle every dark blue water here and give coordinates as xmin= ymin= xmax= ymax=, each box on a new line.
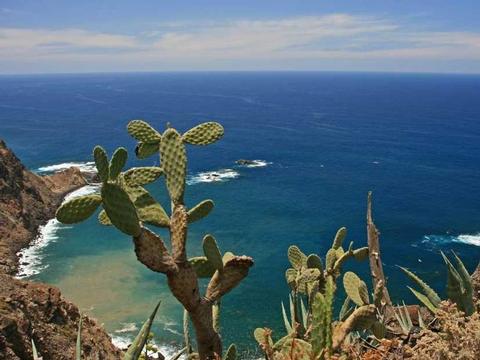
xmin=1 ymin=72 xmax=480 ymax=356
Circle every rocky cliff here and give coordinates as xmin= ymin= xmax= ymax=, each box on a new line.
xmin=0 ymin=140 xmax=120 ymax=359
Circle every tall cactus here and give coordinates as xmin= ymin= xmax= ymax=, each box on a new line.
xmin=56 ymin=120 xmax=253 ymax=359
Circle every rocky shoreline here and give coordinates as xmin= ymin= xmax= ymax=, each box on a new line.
xmin=0 ymin=140 xmax=120 ymax=359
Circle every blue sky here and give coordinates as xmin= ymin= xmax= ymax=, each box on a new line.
xmin=1 ymin=0 xmax=480 ymax=74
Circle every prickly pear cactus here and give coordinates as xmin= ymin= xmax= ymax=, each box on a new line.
xmin=109 ymin=147 xmax=127 ymax=180
xmin=182 ymin=122 xmax=224 ymax=145
xmin=101 ymin=183 xmax=141 ymax=236
xmin=123 ymin=167 xmax=164 ymax=186
xmin=203 ymin=235 xmax=224 ymax=271
xmin=93 ymin=146 xmax=109 ymax=182
xmin=56 ymin=195 xmax=102 ymax=224
xmin=343 ymin=271 xmax=369 ymax=306
xmin=127 ymin=120 xmax=162 ymax=143
xmin=160 ymin=128 xmax=187 ymax=203
xmin=187 ymin=199 xmax=214 ymax=223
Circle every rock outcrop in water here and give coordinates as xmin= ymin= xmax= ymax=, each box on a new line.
xmin=0 ymin=140 xmax=120 ymax=359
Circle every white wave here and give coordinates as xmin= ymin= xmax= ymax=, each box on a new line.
xmin=63 ymin=184 xmax=101 ymax=203
xmin=114 ymin=323 xmax=138 ymax=334
xmin=16 ymin=219 xmax=68 ymax=278
xmin=422 ymin=233 xmax=480 ymax=247
xmin=111 ymin=335 xmax=186 ymax=359
xmin=236 ymin=159 xmax=272 ymax=168
xmin=456 ymin=233 xmax=480 ymax=246
xmin=36 ymin=161 xmax=96 ymax=174
xmin=187 ymin=169 xmax=240 ymax=185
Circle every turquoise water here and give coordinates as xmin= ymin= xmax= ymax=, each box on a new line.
xmin=1 ymin=72 xmax=480 ymax=356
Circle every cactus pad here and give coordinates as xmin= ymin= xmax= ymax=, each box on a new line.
xmin=287 ymin=245 xmax=307 ymax=270
xmin=353 ymin=247 xmax=369 ymax=261
xmin=109 ymin=147 xmax=127 ymax=180
xmin=133 ymin=189 xmax=170 ymax=228
xmin=98 ymin=209 xmax=112 ymax=226
xmin=325 ymin=248 xmax=337 ymax=270
xmin=101 ymin=183 xmax=141 ymax=236
xmin=350 ymin=305 xmax=376 ymax=331
xmin=343 ymin=271 xmax=369 ymax=306
xmin=187 ymin=199 xmax=214 ymax=223
xmin=332 ymin=227 xmax=347 ymax=249
xmin=123 ymin=167 xmax=163 ymax=186
xmin=297 ymin=268 xmax=321 ymax=294
xmin=253 ymin=328 xmax=273 ymax=347
xmin=203 ymin=234 xmax=223 ymax=271
xmin=222 ymin=251 xmax=236 ymax=265
xmin=93 ymin=146 xmax=109 ymax=182
xmin=189 ymin=256 xmax=216 ymax=278
xmin=285 ymin=268 xmax=297 ymax=289
xmin=135 ymin=142 xmax=159 ymax=159
xmin=160 ymin=128 xmax=187 ymax=203
xmin=127 ymin=120 xmax=162 ymax=143
xmin=306 ymin=254 xmax=323 ymax=271
xmin=182 ymin=122 xmax=224 ymax=145
xmin=56 ymin=195 xmax=102 ymax=224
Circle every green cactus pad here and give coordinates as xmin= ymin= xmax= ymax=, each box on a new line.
xmin=189 ymin=256 xmax=216 ymax=278
xmin=350 ymin=305 xmax=376 ymax=331
xmin=306 ymin=254 xmax=323 ymax=271
xmin=325 ymin=248 xmax=337 ymax=270
xmin=135 ymin=142 xmax=159 ymax=159
xmin=127 ymin=120 xmax=162 ymax=143
xmin=134 ymin=190 xmax=170 ymax=228
xmin=253 ymin=328 xmax=273 ymax=347
xmin=187 ymin=199 xmax=214 ymax=223
xmin=123 ymin=167 xmax=163 ymax=187
xmin=222 ymin=251 xmax=235 ymax=265
xmin=332 ymin=227 xmax=347 ymax=249
xmin=124 ymin=301 xmax=161 ymax=360
xmin=285 ymin=268 xmax=297 ymax=289
xmin=297 ymin=268 xmax=321 ymax=294
xmin=182 ymin=122 xmax=224 ymax=145
xmin=371 ymin=321 xmax=386 ymax=339
xmin=343 ymin=271 xmax=370 ymax=306
xmin=353 ymin=247 xmax=369 ymax=261
xmin=101 ymin=183 xmax=141 ymax=236
xmin=287 ymin=245 xmax=307 ymax=270
xmin=202 ymin=234 xmax=223 ymax=271
xmin=160 ymin=128 xmax=187 ymax=203
xmin=98 ymin=209 xmax=112 ymax=226
xmin=224 ymin=344 xmax=237 ymax=360
xmin=109 ymin=147 xmax=127 ymax=180
xmin=93 ymin=146 xmax=109 ymax=182
xmin=56 ymin=195 xmax=102 ymax=224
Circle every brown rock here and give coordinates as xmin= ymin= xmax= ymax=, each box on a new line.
xmin=0 ymin=274 xmax=121 ymax=360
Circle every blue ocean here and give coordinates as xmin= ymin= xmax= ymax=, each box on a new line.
xmin=1 ymin=72 xmax=480 ymax=357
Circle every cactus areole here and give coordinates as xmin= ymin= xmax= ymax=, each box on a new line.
xmin=56 ymin=120 xmax=253 ymax=359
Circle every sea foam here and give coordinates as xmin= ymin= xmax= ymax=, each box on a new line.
xmin=36 ymin=161 xmax=96 ymax=174
xmin=16 ymin=164 xmax=99 ymax=279
xmin=236 ymin=159 xmax=272 ymax=168
xmin=187 ymin=169 xmax=240 ymax=185
xmin=422 ymin=233 xmax=480 ymax=247
xmin=16 ymin=219 xmax=66 ymax=278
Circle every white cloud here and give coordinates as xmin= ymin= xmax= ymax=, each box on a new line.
xmin=1 ymin=14 xmax=480 ymax=73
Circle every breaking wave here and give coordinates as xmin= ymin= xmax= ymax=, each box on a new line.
xmin=236 ymin=160 xmax=272 ymax=168
xmin=187 ymin=169 xmax=240 ymax=185
xmin=16 ymin=219 xmax=67 ymax=278
xmin=36 ymin=161 xmax=96 ymax=174
xmin=422 ymin=233 xmax=480 ymax=247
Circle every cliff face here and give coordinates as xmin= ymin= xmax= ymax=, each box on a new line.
xmin=0 ymin=140 xmax=120 ymax=359
xmin=0 ymin=140 xmax=86 ymax=275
